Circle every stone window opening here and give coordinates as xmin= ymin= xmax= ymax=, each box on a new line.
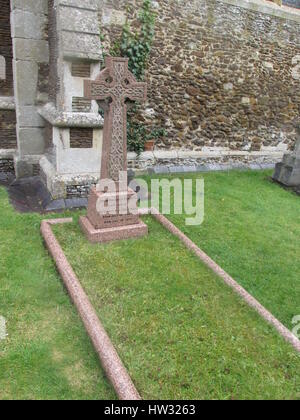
xmin=0 ymin=56 xmax=5 ymax=80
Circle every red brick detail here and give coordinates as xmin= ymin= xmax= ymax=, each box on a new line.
xmin=71 ymin=62 xmax=91 ymax=78
xmin=70 ymin=128 xmax=93 ymax=148
xmin=0 ymin=110 xmax=17 ymax=149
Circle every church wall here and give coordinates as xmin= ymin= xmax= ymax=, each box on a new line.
xmin=99 ymin=0 xmax=300 ymax=169
xmin=38 ymin=0 xmax=103 ymax=199
xmin=1 ymin=0 xmax=300 ymax=197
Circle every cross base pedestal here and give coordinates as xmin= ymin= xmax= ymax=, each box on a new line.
xmin=80 ymin=187 xmax=148 ymax=243
xmin=79 ymin=216 xmax=148 ymax=244
xmin=87 ymin=187 xmax=140 ymax=229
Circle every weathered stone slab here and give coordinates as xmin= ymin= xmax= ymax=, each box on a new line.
xmin=18 ymin=106 xmax=45 ymax=128
xmin=18 ymin=128 xmax=45 ymax=155
xmin=14 ymin=61 xmax=38 ymax=106
xmin=11 ymin=10 xmax=48 ymax=40
xmin=65 ymin=197 xmax=88 ymax=209
xmin=38 ymin=103 xmax=103 ymax=128
xmin=169 ymin=166 xmax=186 ymax=174
xmin=45 ymin=199 xmax=66 ymax=212
xmin=11 ymin=0 xmax=48 ymax=15
xmin=273 ymin=127 xmax=300 ymax=187
xmin=153 ymin=166 xmax=170 ymax=174
xmin=14 ymin=39 xmax=49 ymax=62
xmin=59 ymin=6 xmax=99 ymax=34
xmin=61 ymin=32 xmax=101 ymax=61
xmin=59 ymin=0 xmax=98 ymax=10
xmin=101 ymin=8 xmax=127 ymax=26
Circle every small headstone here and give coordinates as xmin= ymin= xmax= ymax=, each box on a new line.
xmin=79 ymin=57 xmax=148 ymax=243
xmin=273 ymin=125 xmax=300 ymax=188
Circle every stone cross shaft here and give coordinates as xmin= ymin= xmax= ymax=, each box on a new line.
xmin=84 ymin=57 xmax=147 ymax=186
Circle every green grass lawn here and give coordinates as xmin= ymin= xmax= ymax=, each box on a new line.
xmin=0 ymin=170 xmax=299 ymax=400
xmin=0 ymin=187 xmax=115 ymax=400
xmin=147 ymin=170 xmax=300 ymax=329
xmin=52 ymin=214 xmax=300 ymax=400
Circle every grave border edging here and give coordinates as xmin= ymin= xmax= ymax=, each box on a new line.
xmin=139 ymin=208 xmax=300 ymax=354
xmin=41 ymin=211 xmax=300 ymax=400
xmin=41 ymin=218 xmax=141 ymax=401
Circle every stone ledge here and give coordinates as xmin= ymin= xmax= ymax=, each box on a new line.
xmin=58 ymin=0 xmax=99 ymax=11
xmin=55 ymin=1 xmax=102 ymax=61
xmin=40 ymin=156 xmax=99 ymax=199
xmin=221 ymin=0 xmax=300 ymax=23
xmin=128 ymin=149 xmax=283 ymax=176
xmin=0 ymin=149 xmax=16 ymax=159
xmin=59 ymin=6 xmax=100 ymax=34
xmin=127 ymin=149 xmax=285 ymax=161
xmin=40 ymin=149 xmax=281 ymax=199
xmin=146 ymin=162 xmax=276 ymax=175
xmin=0 ymin=97 xmax=15 ymax=110
xmin=11 ymin=9 xmax=48 ymax=40
xmin=14 ymin=39 xmax=49 ymax=63
xmin=11 ymin=0 xmax=48 ymax=15
xmin=38 ymin=103 xmax=104 ymax=128
xmin=61 ymin=32 xmax=102 ymax=61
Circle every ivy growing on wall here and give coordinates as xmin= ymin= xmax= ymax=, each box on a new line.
xmin=110 ymin=0 xmax=156 ymax=81
xmin=101 ymin=1 xmax=164 ymax=154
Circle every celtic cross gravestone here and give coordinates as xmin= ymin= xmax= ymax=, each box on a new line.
xmin=79 ymin=57 xmax=148 ymax=243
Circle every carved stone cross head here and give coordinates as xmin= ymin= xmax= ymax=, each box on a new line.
xmin=84 ymin=57 xmax=147 ymax=184
xmin=85 ymin=56 xmax=147 ymax=106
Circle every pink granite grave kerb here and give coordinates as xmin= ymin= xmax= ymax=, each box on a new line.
xmin=41 ymin=218 xmax=141 ymax=400
xmin=80 ymin=57 xmax=148 ymax=243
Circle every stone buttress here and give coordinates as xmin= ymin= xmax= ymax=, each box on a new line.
xmin=38 ymin=0 xmax=104 ymax=199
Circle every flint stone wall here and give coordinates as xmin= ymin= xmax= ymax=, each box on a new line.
xmin=0 ymin=158 xmax=14 ymax=173
xmin=100 ymin=0 xmax=300 ymax=154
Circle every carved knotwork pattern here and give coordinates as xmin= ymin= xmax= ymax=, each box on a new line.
xmin=86 ymin=58 xmax=147 ymax=180
xmin=108 ymin=62 xmax=145 ymax=180
xmin=109 ymin=102 xmax=124 ymax=180
xmin=91 ymin=83 xmax=145 ymax=103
